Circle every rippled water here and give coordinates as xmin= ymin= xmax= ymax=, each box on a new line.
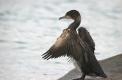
xmin=0 ymin=0 xmax=122 ymax=80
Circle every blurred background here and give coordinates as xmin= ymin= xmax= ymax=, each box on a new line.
xmin=0 ymin=0 xmax=122 ymax=80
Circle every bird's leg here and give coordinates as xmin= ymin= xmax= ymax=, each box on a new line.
xmin=73 ymin=73 xmax=86 ymax=80
xmin=81 ymin=73 xmax=86 ymax=80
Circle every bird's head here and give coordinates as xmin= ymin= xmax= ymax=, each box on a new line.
xmin=59 ymin=10 xmax=80 ymax=20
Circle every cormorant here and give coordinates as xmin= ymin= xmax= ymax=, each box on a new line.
xmin=42 ymin=10 xmax=107 ymax=80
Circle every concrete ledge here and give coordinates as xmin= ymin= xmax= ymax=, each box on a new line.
xmin=58 ymin=54 xmax=122 ymax=80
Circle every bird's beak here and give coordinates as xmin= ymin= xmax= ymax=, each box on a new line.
xmin=59 ymin=15 xmax=71 ymax=20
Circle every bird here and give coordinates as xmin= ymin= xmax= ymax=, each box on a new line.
xmin=42 ymin=10 xmax=107 ymax=80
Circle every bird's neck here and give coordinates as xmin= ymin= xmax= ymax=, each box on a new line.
xmin=68 ymin=16 xmax=81 ymax=30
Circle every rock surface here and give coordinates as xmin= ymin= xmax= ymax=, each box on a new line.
xmin=58 ymin=54 xmax=122 ymax=80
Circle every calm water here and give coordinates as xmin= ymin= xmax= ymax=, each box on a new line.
xmin=0 ymin=0 xmax=122 ymax=80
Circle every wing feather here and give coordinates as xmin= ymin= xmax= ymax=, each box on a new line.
xmin=78 ymin=27 xmax=95 ymax=53
xmin=42 ymin=29 xmax=75 ymax=59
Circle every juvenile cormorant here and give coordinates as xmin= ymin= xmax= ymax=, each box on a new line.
xmin=42 ymin=10 xmax=107 ymax=80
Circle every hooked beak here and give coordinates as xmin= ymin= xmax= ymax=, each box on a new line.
xmin=59 ymin=15 xmax=72 ymax=20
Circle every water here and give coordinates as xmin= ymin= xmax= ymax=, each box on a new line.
xmin=0 ymin=0 xmax=122 ymax=80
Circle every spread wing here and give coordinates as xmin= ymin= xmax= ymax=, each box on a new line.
xmin=42 ymin=29 xmax=75 ymax=60
xmin=78 ymin=27 xmax=95 ymax=53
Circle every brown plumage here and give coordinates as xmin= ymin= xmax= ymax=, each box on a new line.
xmin=78 ymin=27 xmax=95 ymax=53
xmin=42 ymin=10 xmax=107 ymax=80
